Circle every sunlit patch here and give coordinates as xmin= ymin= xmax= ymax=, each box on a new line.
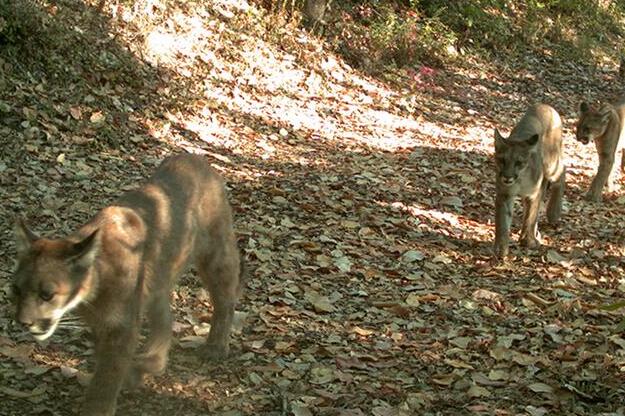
xmin=465 ymin=125 xmax=494 ymax=150
xmin=129 ymin=1 xmax=513 ymax=159
xmin=165 ymin=112 xmax=236 ymax=149
xmin=377 ymin=200 xmax=491 ymax=239
xmin=144 ymin=30 xmax=179 ymax=65
xmin=143 ymin=13 xmax=215 ymax=69
xmin=134 ymin=5 xmax=500 ymax=154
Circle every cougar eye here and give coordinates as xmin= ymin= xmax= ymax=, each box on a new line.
xmin=39 ymin=290 xmax=55 ymax=302
xmin=515 ymin=160 xmax=524 ymax=167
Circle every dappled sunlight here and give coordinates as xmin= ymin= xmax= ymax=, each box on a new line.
xmin=4 ymin=0 xmax=625 ymax=414
xmin=377 ymin=200 xmax=491 ymax=240
xmin=464 ymin=125 xmax=494 ymax=150
xmin=144 ymin=29 xmax=179 ymax=66
xmin=164 ymin=112 xmax=235 ymax=148
xmin=197 ymin=58 xmax=496 ymax=153
xmin=165 ymin=133 xmax=284 ymax=182
xmin=239 ymin=44 xmax=309 ymax=93
xmin=143 ymin=12 xmax=215 ymax=69
xmin=142 ymin=183 xmax=172 ymax=235
xmin=128 ymin=1 xmax=505 ymax=155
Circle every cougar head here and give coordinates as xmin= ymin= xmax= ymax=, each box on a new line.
xmin=576 ymin=102 xmax=612 ymax=145
xmin=12 ymin=220 xmax=100 ymax=341
xmin=494 ymin=129 xmax=539 ymax=186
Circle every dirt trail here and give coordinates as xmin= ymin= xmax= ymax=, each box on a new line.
xmin=1 ymin=1 xmax=624 ymax=415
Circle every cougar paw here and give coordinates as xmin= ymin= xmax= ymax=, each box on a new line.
xmin=123 ymin=366 xmax=145 ymax=390
xmin=546 ymin=214 xmax=561 ymax=225
xmin=493 ymin=243 xmax=508 ymax=260
xmin=81 ymin=403 xmax=116 ymax=416
xmin=585 ymin=191 xmax=602 ymax=202
xmin=201 ymin=343 xmax=230 ymax=362
xmin=520 ymin=237 xmax=540 ymax=249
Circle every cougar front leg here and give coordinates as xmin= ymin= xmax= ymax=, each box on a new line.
xmin=494 ymin=192 xmax=514 ymax=258
xmin=126 ymin=292 xmax=172 ymax=389
xmin=519 ymin=195 xmax=541 ymax=248
xmin=546 ymin=169 xmax=565 ymax=224
xmin=587 ymin=153 xmax=615 ymax=201
xmin=82 ymin=325 xmax=138 ymax=416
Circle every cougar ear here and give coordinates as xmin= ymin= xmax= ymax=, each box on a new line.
xmin=14 ymin=218 xmax=39 ymax=257
xmin=69 ymin=229 xmax=101 ymax=269
xmin=494 ymin=129 xmax=506 ymax=150
xmin=526 ymin=134 xmax=540 ymax=147
xmin=598 ymin=103 xmax=613 ymax=121
xmin=579 ymin=101 xmax=590 ymax=115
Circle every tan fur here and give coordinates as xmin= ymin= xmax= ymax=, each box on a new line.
xmin=575 ymin=100 xmax=625 ymax=201
xmin=493 ymin=104 xmax=565 ymax=258
xmin=12 ymin=154 xmax=244 ymax=416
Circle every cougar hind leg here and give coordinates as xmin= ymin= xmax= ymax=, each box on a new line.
xmin=196 ymin=234 xmax=241 ymax=361
xmin=587 ymin=153 xmax=615 ymax=200
xmin=546 ymin=168 xmax=565 ymax=224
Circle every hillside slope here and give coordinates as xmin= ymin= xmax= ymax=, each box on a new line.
xmin=1 ymin=1 xmax=625 ymax=415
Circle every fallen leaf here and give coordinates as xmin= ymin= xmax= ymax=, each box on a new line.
xmin=467 ymin=384 xmax=491 ymax=398
xmin=351 ymin=326 xmax=374 ymax=336
xmin=401 ymin=250 xmax=425 ymax=262
xmin=528 ymin=382 xmax=554 ymax=394
xmin=440 ymin=195 xmax=463 ymax=207
xmin=291 ymin=403 xmax=313 ymax=416
xmin=90 ymin=111 xmax=105 ymax=123
xmin=312 ymin=295 xmax=336 ymax=313
xmin=449 ymin=336 xmax=471 ymax=349
xmin=310 ymin=367 xmax=336 ymax=384
xmin=69 ymin=106 xmax=82 ymax=119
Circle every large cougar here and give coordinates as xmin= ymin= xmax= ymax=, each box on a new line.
xmin=12 ymin=154 xmax=245 ymax=415
xmin=493 ymin=104 xmax=565 ymax=258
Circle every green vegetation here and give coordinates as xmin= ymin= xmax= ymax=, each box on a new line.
xmin=3 ymin=0 xmax=624 ymax=72
xmin=0 ymin=0 xmax=53 ymax=63
xmin=311 ymin=0 xmax=625 ymax=69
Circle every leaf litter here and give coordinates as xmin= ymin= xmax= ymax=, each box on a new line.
xmin=0 ymin=0 xmax=625 ymax=415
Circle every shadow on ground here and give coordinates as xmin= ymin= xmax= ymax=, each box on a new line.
xmin=2 ymin=1 xmax=625 ymax=415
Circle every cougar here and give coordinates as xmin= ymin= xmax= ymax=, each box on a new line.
xmin=493 ymin=104 xmax=566 ymax=258
xmin=12 ymin=154 xmax=244 ymax=416
xmin=575 ymin=100 xmax=625 ymax=201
